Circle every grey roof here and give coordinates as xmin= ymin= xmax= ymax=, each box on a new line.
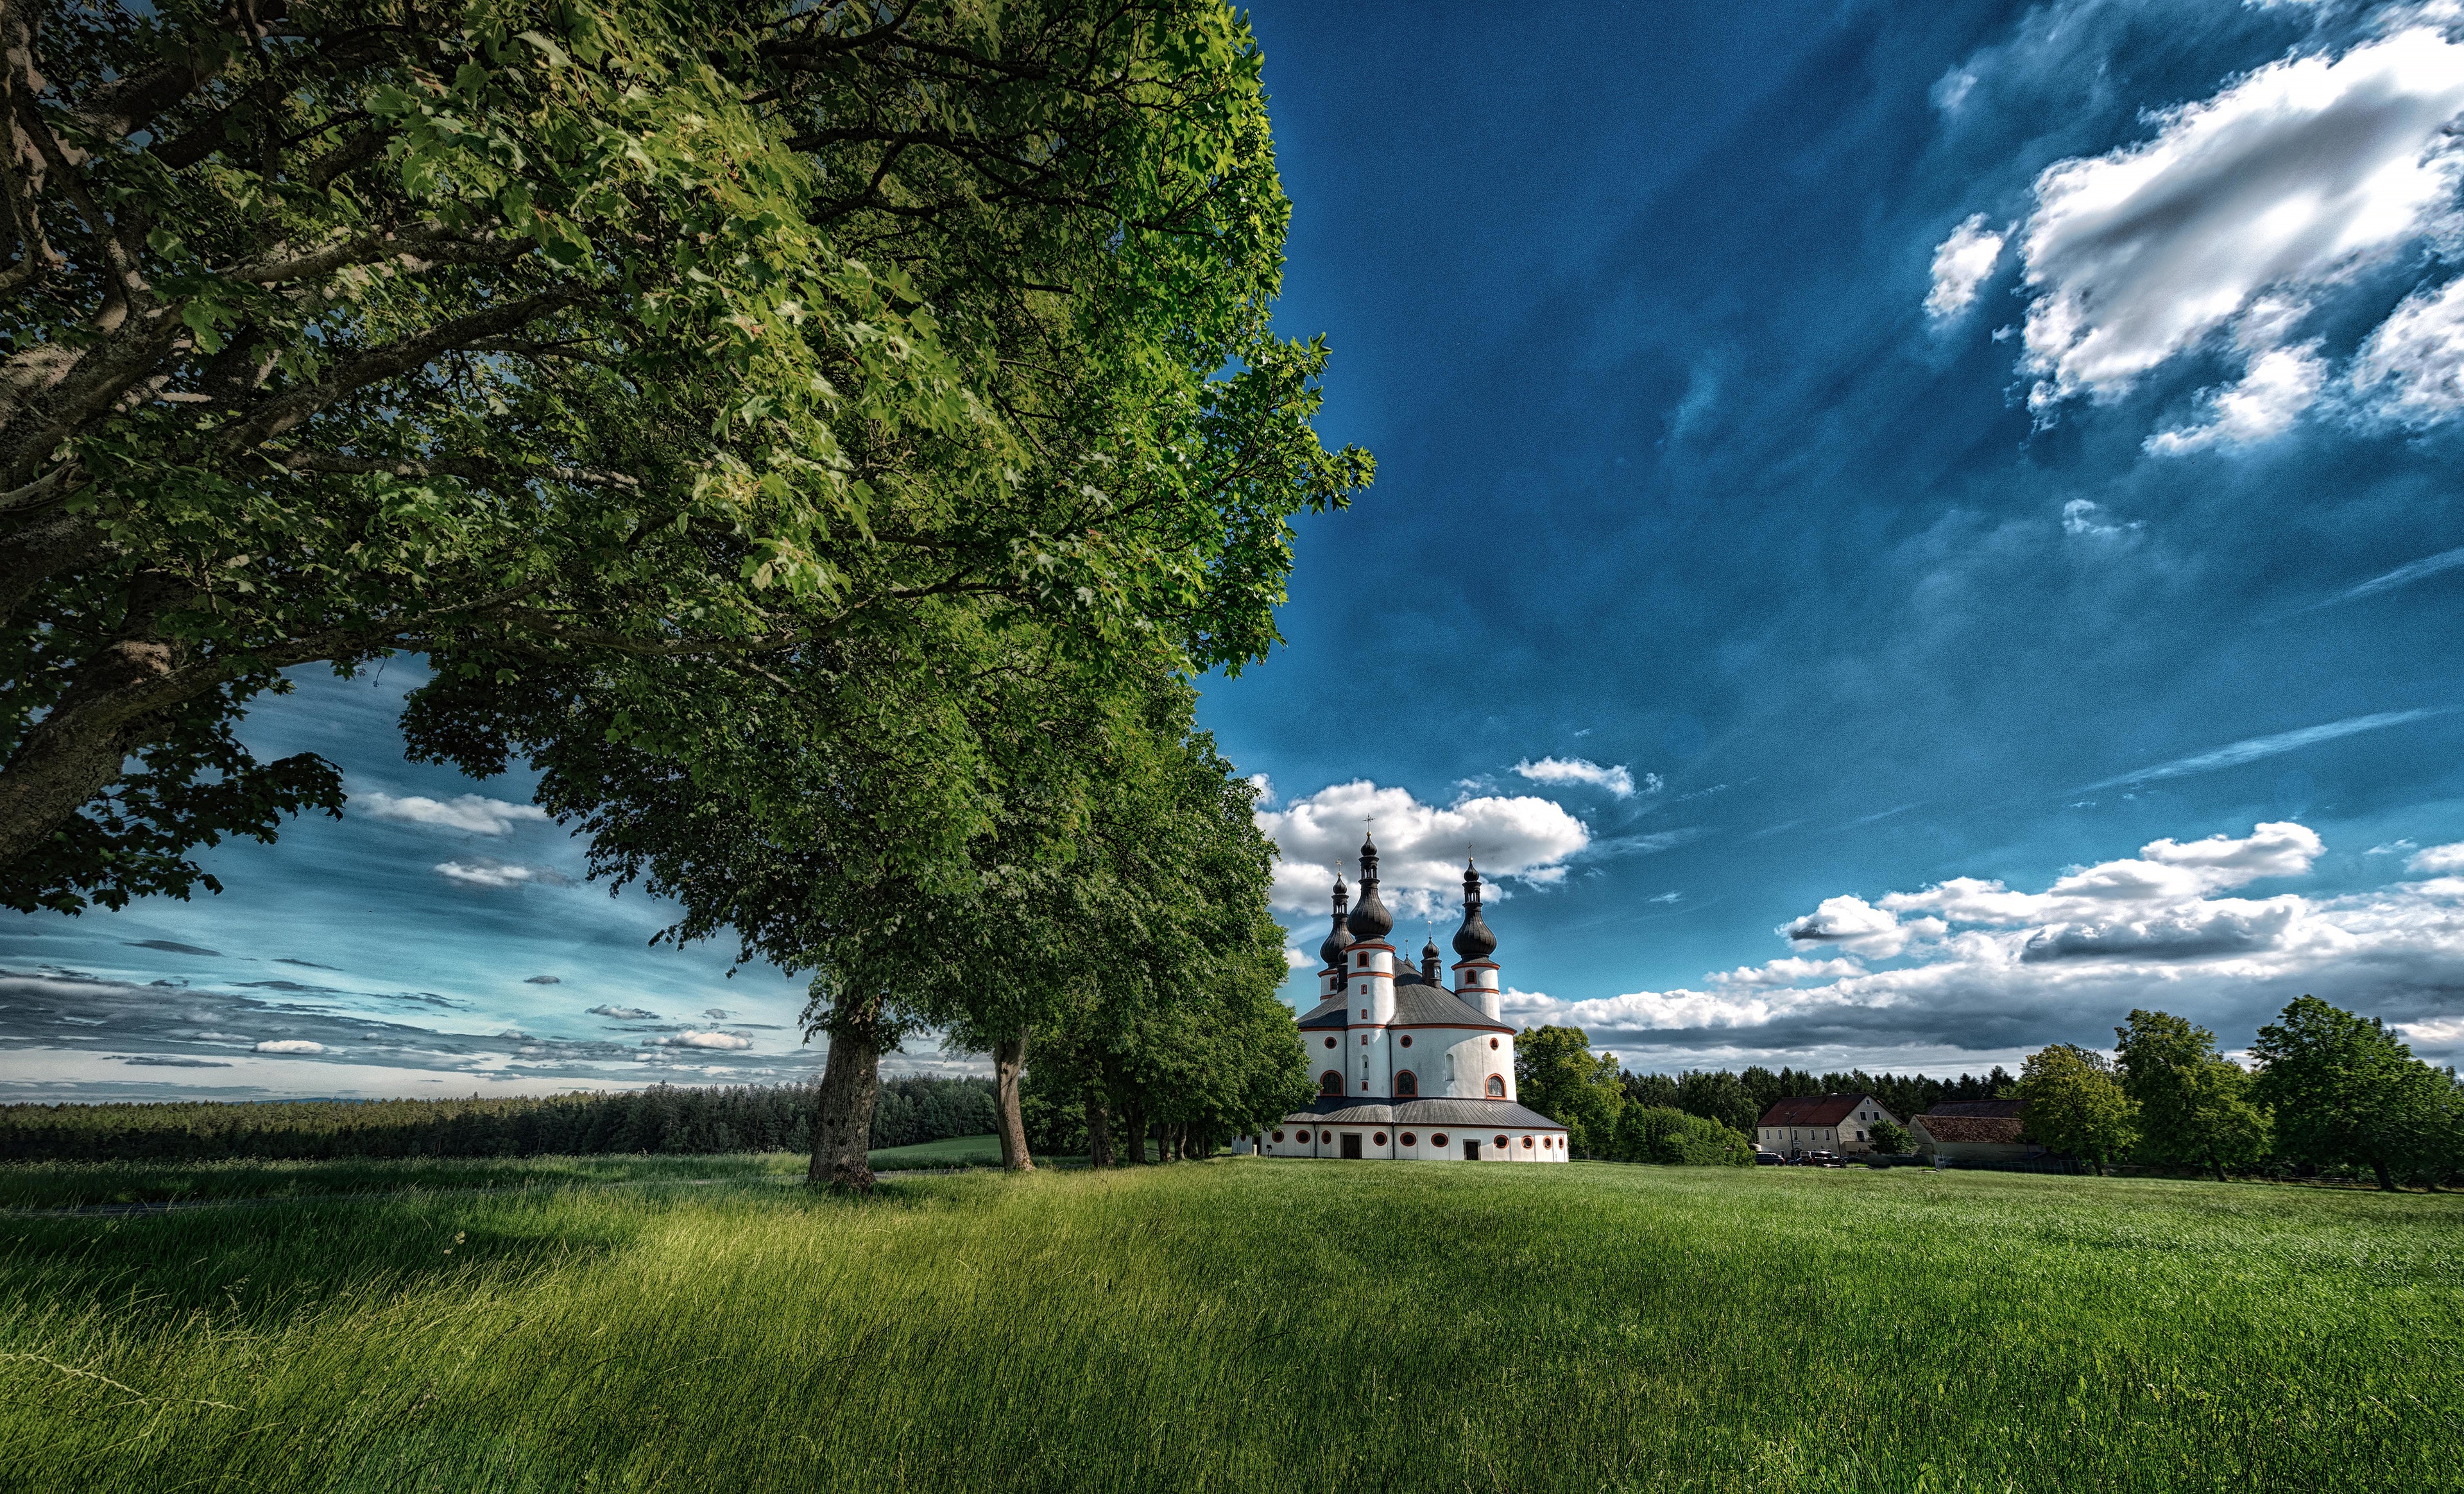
xmin=1280 ymin=1097 xmax=1565 ymax=1130
xmin=1392 ymin=984 xmax=1509 ymax=1031
xmin=1297 ymin=997 xmax=1347 ymax=1030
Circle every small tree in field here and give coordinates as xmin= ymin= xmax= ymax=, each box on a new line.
xmin=2114 ymin=1009 xmax=2272 ymax=1182
xmin=1867 ymin=1117 xmax=1912 ymax=1155
xmin=2017 ymin=1044 xmax=2138 ymax=1175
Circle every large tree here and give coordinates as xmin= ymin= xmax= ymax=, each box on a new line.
xmin=2015 ymin=1043 xmax=2137 ymax=1175
xmin=2114 ymin=1008 xmax=2272 ymax=1182
xmin=1512 ymin=1024 xmax=1623 ymax=1156
xmin=2251 ymin=995 xmax=2454 ymax=1191
xmin=0 ymin=0 xmax=1366 ymax=915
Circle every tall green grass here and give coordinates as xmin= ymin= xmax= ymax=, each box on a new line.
xmin=0 ymin=1161 xmax=2456 ymax=1491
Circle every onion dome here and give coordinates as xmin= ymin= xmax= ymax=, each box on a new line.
xmin=1318 ymin=873 xmax=1354 ymax=968
xmin=1346 ymin=832 xmax=1394 ymax=940
xmin=1451 ymin=857 xmax=1498 ymax=959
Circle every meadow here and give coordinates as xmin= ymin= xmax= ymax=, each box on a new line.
xmin=0 ymin=1160 xmax=2456 ymax=1493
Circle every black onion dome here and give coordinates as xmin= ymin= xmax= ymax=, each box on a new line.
xmin=1346 ymin=834 xmax=1393 ymax=940
xmin=1451 ymin=858 xmax=1498 ymax=959
xmin=1318 ymin=875 xmax=1353 ymax=968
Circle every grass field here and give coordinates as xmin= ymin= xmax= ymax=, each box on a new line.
xmin=0 ymin=1159 xmax=2456 ymax=1492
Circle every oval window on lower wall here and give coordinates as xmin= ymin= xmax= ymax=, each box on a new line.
xmin=1270 ymin=1130 xmax=1284 ymax=1143
xmin=1399 ymin=1034 xmax=1412 ymax=1048
xmin=1493 ymin=1135 xmax=1508 ymax=1150
xmin=1521 ymin=1136 xmax=1534 ymax=1150
xmin=1319 ymin=1131 xmax=1333 ymax=1144
xmin=1399 ymin=1132 xmax=1417 ymax=1146
xmin=1372 ymin=1132 xmax=1388 ymax=1146
xmin=1430 ymin=1132 xmax=1448 ymax=1147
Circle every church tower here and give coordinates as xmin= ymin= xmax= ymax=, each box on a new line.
xmin=1345 ymin=831 xmax=1396 ymax=1026
xmin=1315 ymin=872 xmax=1353 ymax=1005
xmin=1451 ymin=858 xmax=1502 ymax=1022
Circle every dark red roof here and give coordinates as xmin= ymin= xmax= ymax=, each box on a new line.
xmin=1922 ymin=1099 xmax=2024 ymax=1119
xmin=1756 ymin=1093 xmax=1873 ymax=1127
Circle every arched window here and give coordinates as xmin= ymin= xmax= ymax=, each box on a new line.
xmin=1485 ymin=1074 xmax=1506 ymax=1098
xmin=1394 ymin=1070 xmax=1418 ymax=1096
xmin=1319 ymin=1070 xmax=1342 ymax=1096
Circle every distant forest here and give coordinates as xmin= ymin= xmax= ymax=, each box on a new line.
xmin=1616 ymin=1065 xmax=2019 ymax=1137
xmin=0 ymin=1078 xmax=997 ymax=1162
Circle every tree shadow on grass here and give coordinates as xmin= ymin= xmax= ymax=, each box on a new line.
xmin=0 ymin=1191 xmax=645 ymax=1332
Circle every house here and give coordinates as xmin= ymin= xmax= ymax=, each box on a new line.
xmin=1264 ymin=837 xmax=1569 ymax=1162
xmin=1754 ymin=1093 xmax=1899 ymax=1158
xmin=1911 ymin=1099 xmax=2042 ymax=1164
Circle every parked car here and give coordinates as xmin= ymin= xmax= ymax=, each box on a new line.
xmin=1808 ymin=1150 xmax=1842 ymax=1167
xmin=1754 ymin=1151 xmax=1784 ymax=1166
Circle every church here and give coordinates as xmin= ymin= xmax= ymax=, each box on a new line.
xmin=1262 ymin=833 xmax=1570 ymax=1162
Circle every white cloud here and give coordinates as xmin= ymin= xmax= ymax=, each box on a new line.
xmin=1512 ymin=757 xmax=1645 ymax=797
xmin=652 ymin=1031 xmax=753 ymax=1051
xmin=2370 ymin=838 xmax=2420 ymax=854
xmin=434 ymin=861 xmax=568 ymax=889
xmin=2007 ymin=26 xmax=2464 ymax=431
xmin=1925 ymin=213 xmax=2006 ymax=321
xmin=1283 ymin=947 xmax=1314 ymax=970
xmin=253 ymin=1039 xmax=327 ymax=1054
xmin=2145 ymin=343 xmax=2327 ymax=453
xmin=2060 ymin=498 xmax=2138 ymax=538
xmin=588 ymin=1005 xmax=660 ymax=1020
xmin=2408 ymin=841 xmax=2464 ymax=873
xmin=361 ymin=791 xmax=549 ymax=835
xmin=1507 ymin=819 xmax=2464 ymax=1069
xmin=1247 ymin=773 xmax=1275 ymax=807
xmin=1255 ymin=779 xmax=1590 ymax=917
xmin=2352 ymin=275 xmax=2464 ymax=421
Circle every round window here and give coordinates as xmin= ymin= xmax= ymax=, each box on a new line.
xmin=1399 ymin=1034 xmax=1412 ymax=1047
xmin=1319 ymin=1130 xmax=1333 ymax=1143
xmin=1373 ymin=1132 xmax=1388 ymax=1146
xmin=1521 ymin=1136 xmax=1534 ymax=1150
xmin=1489 ymin=1037 xmax=1500 ymax=1049
xmin=1431 ymin=1132 xmax=1448 ymax=1147
xmin=1324 ymin=1036 xmax=1337 ymax=1048
xmin=1270 ymin=1130 xmax=1285 ymax=1143
xmin=1400 ymin=1132 xmax=1417 ymax=1146
xmin=1493 ymin=1135 xmax=1508 ymax=1150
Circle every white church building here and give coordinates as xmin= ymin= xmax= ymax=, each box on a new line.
xmin=1263 ymin=834 xmax=1570 ymax=1162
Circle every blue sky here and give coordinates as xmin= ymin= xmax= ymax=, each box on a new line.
xmin=13 ymin=0 xmax=2464 ymax=1098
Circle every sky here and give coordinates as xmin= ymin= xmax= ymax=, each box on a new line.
xmin=13 ymin=0 xmax=2464 ymax=1098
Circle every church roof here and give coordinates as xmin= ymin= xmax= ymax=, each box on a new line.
xmin=1295 ymin=986 xmax=1509 ymax=1033
xmin=1283 ymin=1097 xmax=1566 ymax=1130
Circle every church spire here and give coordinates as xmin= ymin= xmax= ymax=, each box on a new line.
xmin=1451 ymin=855 xmax=1503 ymax=1022
xmin=1345 ymin=828 xmax=1393 ymax=941
xmin=1317 ymin=870 xmax=1354 ymax=970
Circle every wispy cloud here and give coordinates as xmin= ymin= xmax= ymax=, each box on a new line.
xmin=2075 ymin=709 xmax=2452 ymax=793
xmin=361 ymin=790 xmax=549 ymax=836
xmin=587 ymin=1005 xmax=660 ymax=1020
xmin=2296 ymin=544 xmax=2464 ymax=614
xmin=1513 ymin=757 xmax=1649 ymax=797
xmin=1837 ymin=804 xmax=1918 ymax=830
xmin=434 ymin=861 xmax=571 ymax=890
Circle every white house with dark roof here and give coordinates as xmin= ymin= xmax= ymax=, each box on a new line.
xmin=1262 ymin=835 xmax=1569 ymax=1163
xmin=1755 ymin=1092 xmax=1899 ymax=1158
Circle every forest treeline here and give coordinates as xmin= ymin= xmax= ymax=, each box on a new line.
xmin=0 ymin=1079 xmax=996 ymax=1163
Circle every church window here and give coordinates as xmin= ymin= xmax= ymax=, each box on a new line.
xmin=1485 ymin=1074 xmax=1506 ymax=1098
xmin=1358 ymin=1008 xmax=1367 ymax=1019
xmin=1271 ymin=1130 xmax=1285 ymax=1143
xmin=1400 ymin=1133 xmax=1417 ymax=1146
xmin=1324 ymin=1037 xmax=1337 ymax=1049
xmin=1394 ymin=1071 xmax=1418 ymax=1096
xmin=1319 ymin=1071 xmax=1342 ymax=1096
xmin=1373 ymin=1132 xmax=1388 ymax=1146
xmin=1521 ymin=1136 xmax=1533 ymax=1150
xmin=1399 ymin=1035 xmax=1412 ymax=1048
xmin=1493 ymin=1135 xmax=1508 ymax=1150
xmin=1489 ymin=1037 xmax=1500 ymax=1049
xmin=1360 ymin=1034 xmax=1369 ymax=1045
xmin=1357 ymin=953 xmax=1369 ymax=968
xmin=1320 ymin=1131 xmax=1333 ymax=1143
xmin=1431 ymin=1132 xmax=1449 ymax=1147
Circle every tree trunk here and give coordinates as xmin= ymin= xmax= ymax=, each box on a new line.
xmin=993 ymin=1030 xmax=1033 ymax=1173
xmin=1120 ymin=1103 xmax=1146 ymax=1164
xmin=808 ymin=989 xmax=885 ymax=1193
xmin=2372 ymin=1157 xmax=2399 ymax=1192
xmin=1086 ymin=1092 xmax=1113 ymax=1168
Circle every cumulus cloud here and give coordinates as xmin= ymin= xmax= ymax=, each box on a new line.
xmin=361 ymin=791 xmax=549 ymax=835
xmin=1247 ymin=773 xmax=1275 ymax=806
xmin=1977 ymin=24 xmax=2464 ymax=441
xmin=588 ymin=1005 xmax=660 ymax=1020
xmin=1254 ymin=779 xmax=1590 ymax=916
xmin=253 ymin=1039 xmax=327 ymax=1054
xmin=2352 ymin=275 xmax=2464 ymax=422
xmin=2408 ymin=842 xmax=2464 ymax=873
xmin=1510 ymin=819 xmax=2464 ymax=1070
xmin=1924 ymin=213 xmax=2006 ymax=321
xmin=434 ymin=861 xmax=570 ymax=890
xmin=653 ymin=1030 xmax=753 ymax=1051
xmin=1513 ymin=757 xmax=1648 ymax=797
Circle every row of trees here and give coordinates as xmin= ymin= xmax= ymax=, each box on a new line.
xmin=0 ymin=1 xmax=1356 ymax=1186
xmin=2017 ymin=998 xmax=2463 ymax=1190
xmin=0 ymin=1078 xmax=995 ymax=1162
